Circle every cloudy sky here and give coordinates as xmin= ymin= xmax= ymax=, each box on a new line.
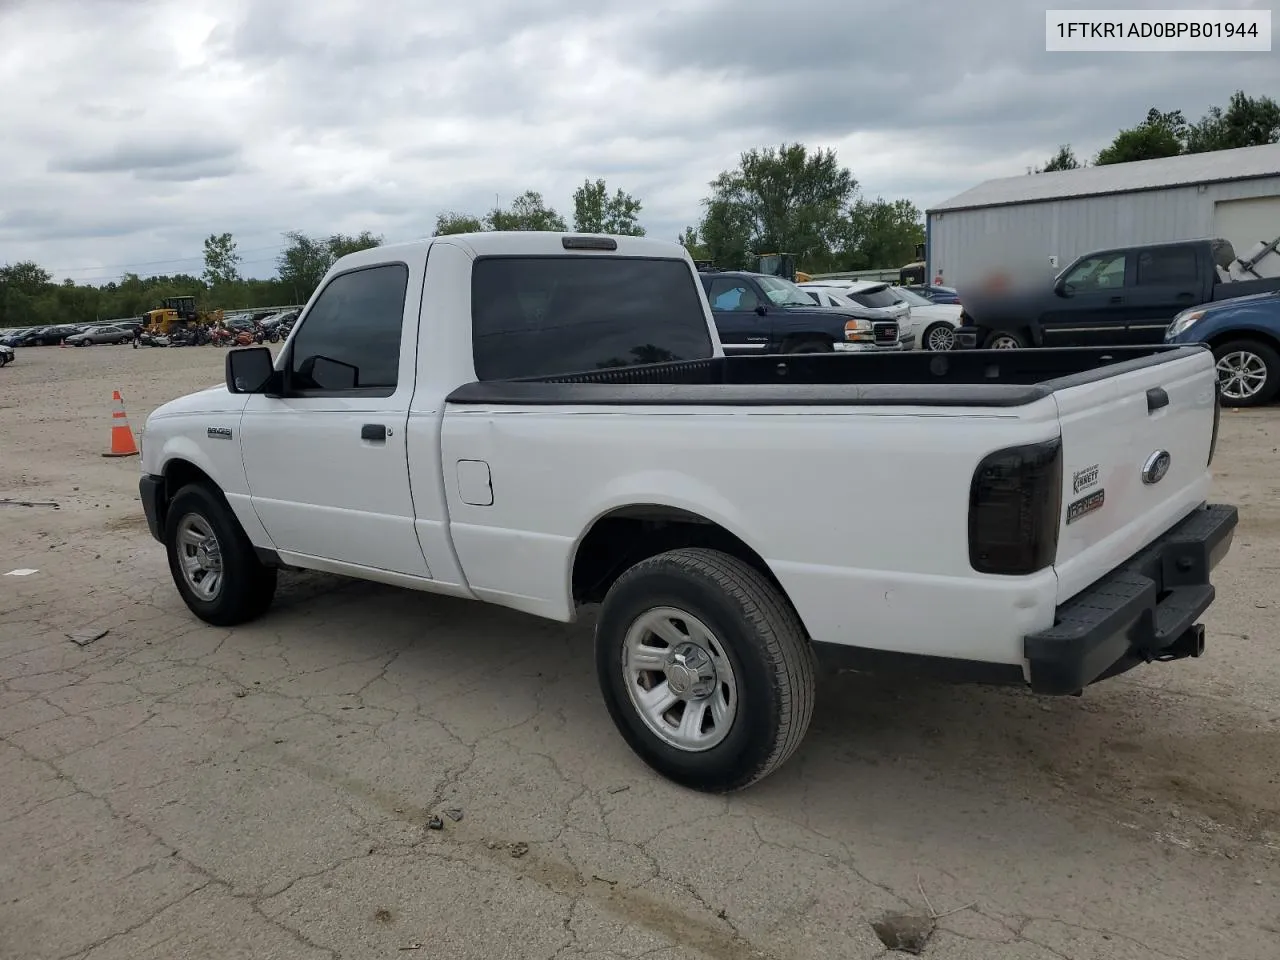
xmin=0 ymin=0 xmax=1275 ymax=282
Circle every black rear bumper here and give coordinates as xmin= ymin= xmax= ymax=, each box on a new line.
xmin=140 ymin=474 xmax=165 ymax=543
xmin=1025 ymin=502 xmax=1237 ymax=695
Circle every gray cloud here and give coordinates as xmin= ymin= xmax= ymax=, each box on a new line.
xmin=1 ymin=0 xmax=1276 ymax=280
xmin=50 ymin=141 xmax=240 ymax=175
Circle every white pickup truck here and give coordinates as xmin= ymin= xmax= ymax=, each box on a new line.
xmin=138 ymin=232 xmax=1238 ymax=792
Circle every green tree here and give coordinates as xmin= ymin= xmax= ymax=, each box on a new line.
xmin=275 ymin=232 xmax=333 ymax=302
xmin=840 ymin=198 xmax=925 ymax=271
xmin=1185 ymin=91 xmax=1280 ymax=153
xmin=201 ymin=232 xmax=241 ymax=285
xmin=571 ymin=178 xmax=645 ymax=235
xmin=678 ymin=226 xmax=710 ymax=261
xmin=0 ymin=260 xmax=52 ymax=296
xmin=486 ymin=191 xmax=567 ymax=232
xmin=1040 ymin=145 xmax=1081 ymax=172
xmin=0 ymin=261 xmax=53 ymax=327
xmin=698 ymin=143 xmax=857 ymax=270
xmin=1095 ymin=108 xmax=1187 ymax=165
xmin=433 ymin=212 xmax=486 ymax=235
xmin=326 ymin=231 xmax=383 ymax=261
xmin=274 ymin=230 xmax=383 ymax=302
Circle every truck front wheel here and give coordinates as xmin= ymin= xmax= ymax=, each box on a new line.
xmin=595 ymin=548 xmax=816 ymax=792
xmin=164 ymin=483 xmax=278 ymax=626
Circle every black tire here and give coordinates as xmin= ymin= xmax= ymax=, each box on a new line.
xmin=164 ymin=483 xmax=277 ymax=626
xmin=1212 ymin=338 xmax=1280 ymax=408
xmin=783 ymin=338 xmax=833 ymax=354
xmin=983 ymin=329 xmax=1027 ymax=349
xmin=595 ymin=548 xmax=816 ymax=792
xmin=921 ymin=322 xmax=957 ymax=352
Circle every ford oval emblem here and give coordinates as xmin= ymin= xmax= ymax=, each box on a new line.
xmin=1142 ymin=450 xmax=1172 ymax=485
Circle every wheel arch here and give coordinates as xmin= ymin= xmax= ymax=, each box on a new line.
xmin=779 ymin=330 xmax=836 ymax=348
xmin=153 ymin=450 xmax=274 ymax=557
xmin=569 ymin=501 xmax=810 ymax=637
xmin=1204 ymin=325 xmax=1280 ymax=353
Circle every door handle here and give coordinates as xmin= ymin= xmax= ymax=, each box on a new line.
xmin=1175 ymin=292 xmax=1195 ymax=300
xmin=1109 ymin=295 xmax=1125 ymax=304
xmin=360 ymin=423 xmax=387 ymax=441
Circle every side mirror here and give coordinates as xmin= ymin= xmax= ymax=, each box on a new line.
xmin=1054 ymin=277 xmax=1073 ymax=298
xmin=226 ymin=346 xmax=278 ymax=394
xmin=755 ymin=304 xmax=768 ymax=316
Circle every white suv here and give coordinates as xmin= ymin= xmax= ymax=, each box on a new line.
xmin=800 ymin=281 xmax=916 ymax=346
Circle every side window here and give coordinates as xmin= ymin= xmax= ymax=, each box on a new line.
xmin=1065 ymin=252 xmax=1127 ymax=291
xmin=1136 ymin=247 xmax=1197 ymax=286
xmin=705 ymin=278 xmax=753 ymax=311
xmin=288 ymin=264 xmax=408 ymax=393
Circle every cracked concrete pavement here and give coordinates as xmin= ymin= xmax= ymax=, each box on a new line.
xmin=2 ymin=345 xmax=1278 ymax=960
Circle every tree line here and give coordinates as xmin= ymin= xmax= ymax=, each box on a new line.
xmin=1034 ymin=89 xmax=1279 ymax=172
xmin=3 ymin=96 xmax=1275 ymax=329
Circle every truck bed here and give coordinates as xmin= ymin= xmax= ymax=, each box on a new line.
xmin=1211 ymin=276 xmax=1280 ymax=301
xmin=447 ymin=344 xmax=1206 ymax=407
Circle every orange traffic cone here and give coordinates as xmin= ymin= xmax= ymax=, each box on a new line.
xmin=103 ymin=390 xmax=139 ymax=458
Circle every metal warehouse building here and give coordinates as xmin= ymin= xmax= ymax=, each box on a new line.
xmin=926 ymin=141 xmax=1280 ymax=289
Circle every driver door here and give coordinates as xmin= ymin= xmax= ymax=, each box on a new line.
xmin=238 ymin=261 xmax=431 ymax=578
xmin=1040 ymin=251 xmax=1132 ymax=346
xmin=704 ymin=277 xmax=771 ymax=353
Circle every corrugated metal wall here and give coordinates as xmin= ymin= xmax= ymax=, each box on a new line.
xmin=927 ymin=176 xmax=1280 ymax=289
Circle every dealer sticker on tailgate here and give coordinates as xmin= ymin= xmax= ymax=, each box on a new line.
xmin=1066 ymin=489 xmax=1105 ymax=524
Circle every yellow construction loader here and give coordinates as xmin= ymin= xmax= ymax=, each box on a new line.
xmin=755 ymin=253 xmax=812 ymax=283
xmin=142 ymin=296 xmax=223 ymax=334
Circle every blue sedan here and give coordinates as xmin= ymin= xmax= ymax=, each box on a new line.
xmin=1164 ymin=290 xmax=1280 ymax=407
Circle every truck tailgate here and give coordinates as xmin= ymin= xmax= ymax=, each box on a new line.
xmin=1052 ymin=349 xmax=1218 ymax=604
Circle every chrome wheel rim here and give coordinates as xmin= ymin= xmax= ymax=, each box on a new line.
xmin=1216 ymin=351 xmax=1268 ymax=402
xmin=176 ymin=513 xmax=223 ymax=601
xmin=989 ymin=335 xmax=1020 ymax=349
xmin=621 ymin=607 xmax=738 ymax=752
xmin=926 ymin=325 xmax=956 ymax=351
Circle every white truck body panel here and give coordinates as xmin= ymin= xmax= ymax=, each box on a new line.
xmin=139 ymin=231 xmax=1225 ymax=681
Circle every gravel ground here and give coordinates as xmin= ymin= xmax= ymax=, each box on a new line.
xmin=1 ymin=344 xmax=1278 ymax=960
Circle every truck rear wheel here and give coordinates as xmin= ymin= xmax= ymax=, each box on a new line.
xmin=595 ymin=548 xmax=816 ymax=792
xmin=164 ymin=483 xmax=277 ymax=626
xmin=1212 ymin=339 xmax=1280 ymax=407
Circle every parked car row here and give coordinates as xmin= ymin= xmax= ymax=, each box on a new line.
xmin=695 ymin=269 xmax=961 ymax=354
xmin=0 ymin=319 xmax=143 ymax=348
xmin=0 ymin=310 xmax=298 ymax=352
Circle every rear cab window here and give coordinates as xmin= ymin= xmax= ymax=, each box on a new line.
xmin=1136 ymin=246 xmax=1198 ymax=286
xmin=471 ymin=257 xmax=714 ymax=380
xmin=849 ymin=286 xmax=900 ymax=309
